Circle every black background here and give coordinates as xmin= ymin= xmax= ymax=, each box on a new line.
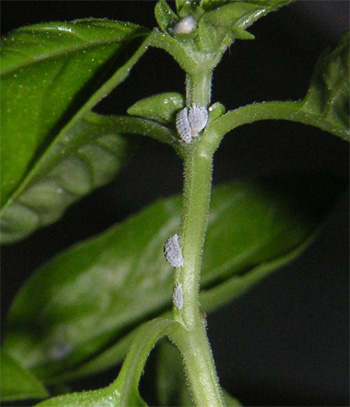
xmin=1 ymin=1 xmax=349 ymax=406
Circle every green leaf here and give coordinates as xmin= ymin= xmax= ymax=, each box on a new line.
xmin=1 ymin=350 xmax=49 ymax=402
xmin=0 ymin=19 xmax=149 ymax=241
xmin=198 ymin=0 xmax=292 ymax=52
xmin=155 ymin=0 xmax=179 ymax=33
xmin=35 ymin=318 xmax=175 ymax=407
xmin=302 ymin=32 xmax=349 ymax=138
xmin=3 ymin=174 xmax=343 ymax=383
xmin=156 ymin=340 xmax=242 ymax=406
xmin=127 ymin=92 xmax=185 ymax=124
xmin=0 ymin=112 xmax=136 ymax=244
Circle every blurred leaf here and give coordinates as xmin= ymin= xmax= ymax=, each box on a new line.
xmin=3 ymin=174 xmax=344 ymax=383
xmin=36 ymin=318 xmax=174 ymax=407
xmin=198 ymin=0 xmax=293 ymax=52
xmin=155 ymin=0 xmax=179 ymax=33
xmin=0 ymin=19 xmax=149 ymax=242
xmin=302 ymin=32 xmax=349 ymax=139
xmin=1 ymin=350 xmax=49 ymax=402
xmin=156 ymin=340 xmax=242 ymax=406
xmin=128 ymin=92 xmax=185 ymax=124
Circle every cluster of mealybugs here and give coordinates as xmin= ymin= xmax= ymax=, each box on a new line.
xmin=164 ymin=234 xmax=184 ymax=309
xmin=176 ymin=104 xmax=209 ymax=143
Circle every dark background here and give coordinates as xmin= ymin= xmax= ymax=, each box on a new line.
xmin=1 ymin=1 xmax=349 ymax=406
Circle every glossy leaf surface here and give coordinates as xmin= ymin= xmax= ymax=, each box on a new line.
xmin=3 ymin=174 xmax=343 ymax=383
xmin=0 ymin=19 xmax=149 ymax=242
xmin=1 ymin=351 xmax=49 ymax=402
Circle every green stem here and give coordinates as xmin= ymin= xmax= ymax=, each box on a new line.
xmin=172 ymin=70 xmax=224 ymax=406
xmin=170 ymin=324 xmax=224 ymax=407
xmin=176 ymin=147 xmax=213 ymax=329
xmin=186 ymin=71 xmax=212 ymax=107
xmin=205 ymin=101 xmax=348 ymax=153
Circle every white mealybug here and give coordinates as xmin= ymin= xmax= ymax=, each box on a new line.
xmin=176 ymin=104 xmax=209 ymax=143
xmin=176 ymin=108 xmax=192 ymax=144
xmin=173 ymin=284 xmax=184 ymax=310
xmin=164 ymin=234 xmax=184 ymax=268
xmin=173 ymin=16 xmax=197 ymax=35
xmin=188 ymin=104 xmax=209 ymax=135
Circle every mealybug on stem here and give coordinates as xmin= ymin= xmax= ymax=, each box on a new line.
xmin=188 ymin=104 xmax=208 ymax=134
xmin=176 ymin=108 xmax=192 ymax=144
xmin=164 ymin=234 xmax=184 ymax=268
xmin=173 ymin=284 xmax=183 ymax=310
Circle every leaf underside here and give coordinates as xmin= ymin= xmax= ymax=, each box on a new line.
xmin=0 ymin=19 xmax=149 ymax=243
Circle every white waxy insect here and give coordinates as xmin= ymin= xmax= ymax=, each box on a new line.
xmin=173 ymin=284 xmax=184 ymax=310
xmin=176 ymin=108 xmax=192 ymax=143
xmin=176 ymin=104 xmax=209 ymax=143
xmin=173 ymin=16 xmax=197 ymax=35
xmin=164 ymin=234 xmax=184 ymax=268
xmin=188 ymin=104 xmax=209 ymax=134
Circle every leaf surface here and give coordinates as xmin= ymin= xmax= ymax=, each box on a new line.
xmin=1 ymin=350 xmax=49 ymax=402
xmin=3 ymin=174 xmax=343 ymax=382
xmin=0 ymin=19 xmax=149 ymax=241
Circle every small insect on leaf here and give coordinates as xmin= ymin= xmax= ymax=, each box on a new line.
xmin=173 ymin=16 xmax=197 ymax=35
xmin=176 ymin=105 xmax=209 ymax=143
xmin=173 ymin=284 xmax=184 ymax=309
xmin=164 ymin=234 xmax=184 ymax=268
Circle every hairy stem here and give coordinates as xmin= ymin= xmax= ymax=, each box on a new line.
xmin=186 ymin=70 xmax=212 ymax=107
xmin=206 ymin=101 xmax=348 ymax=151
xmin=173 ymin=70 xmax=224 ymax=406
